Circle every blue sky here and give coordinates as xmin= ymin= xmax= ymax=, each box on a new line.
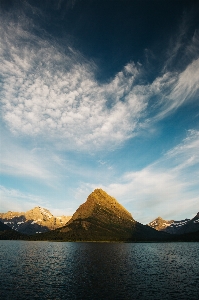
xmin=0 ymin=0 xmax=199 ymax=224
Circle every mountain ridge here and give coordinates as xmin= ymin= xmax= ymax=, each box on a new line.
xmin=148 ymin=213 xmax=199 ymax=235
xmin=1 ymin=189 xmax=198 ymax=241
xmin=0 ymin=206 xmax=71 ymax=235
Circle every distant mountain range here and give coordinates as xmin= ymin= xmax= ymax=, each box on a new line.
xmin=0 ymin=189 xmax=198 ymax=242
xmin=0 ymin=207 xmax=71 ymax=235
xmin=148 ymin=213 xmax=199 ymax=235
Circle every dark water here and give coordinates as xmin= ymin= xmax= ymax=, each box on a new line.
xmin=0 ymin=241 xmax=199 ymax=300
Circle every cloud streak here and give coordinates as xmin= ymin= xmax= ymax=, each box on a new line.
xmin=0 ymin=185 xmax=47 ymax=212
xmin=152 ymin=58 xmax=199 ymax=121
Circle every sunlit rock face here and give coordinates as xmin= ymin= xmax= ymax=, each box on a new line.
xmin=0 ymin=207 xmax=71 ymax=235
xmin=56 ymin=189 xmax=135 ymax=241
xmin=60 ymin=189 xmax=136 ymax=238
xmin=67 ymin=188 xmax=134 ymax=226
xmin=148 ymin=217 xmax=174 ymax=232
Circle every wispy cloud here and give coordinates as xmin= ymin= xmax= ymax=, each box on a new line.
xmin=0 ymin=17 xmax=146 ymax=151
xmin=163 ymin=7 xmax=199 ymax=71
xmin=0 ymin=185 xmax=47 ymax=212
xmin=0 ymin=9 xmax=199 ymax=152
xmin=152 ymin=58 xmax=199 ymax=121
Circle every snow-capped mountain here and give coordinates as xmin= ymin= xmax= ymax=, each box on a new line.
xmin=148 ymin=212 xmax=199 ymax=235
xmin=0 ymin=207 xmax=71 ymax=235
xmin=148 ymin=217 xmax=174 ymax=232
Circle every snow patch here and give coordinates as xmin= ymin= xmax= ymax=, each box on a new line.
xmin=39 ymin=207 xmax=52 ymax=219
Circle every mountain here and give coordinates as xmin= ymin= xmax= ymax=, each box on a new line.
xmin=1 ymin=189 xmax=198 ymax=242
xmin=0 ymin=207 xmax=71 ymax=235
xmin=0 ymin=220 xmax=23 ymax=240
xmin=148 ymin=217 xmax=174 ymax=232
xmin=31 ymin=189 xmax=169 ymax=242
xmin=148 ymin=213 xmax=199 ymax=235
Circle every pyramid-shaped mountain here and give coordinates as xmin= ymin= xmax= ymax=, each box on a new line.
xmin=67 ymin=188 xmax=134 ymax=226
xmin=32 ymin=189 xmax=169 ymax=242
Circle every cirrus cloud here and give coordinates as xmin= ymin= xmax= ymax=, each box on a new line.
xmin=0 ymin=18 xmax=146 ymax=151
xmin=0 ymin=12 xmax=199 ymax=152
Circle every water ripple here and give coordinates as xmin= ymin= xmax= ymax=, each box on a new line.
xmin=0 ymin=241 xmax=199 ymax=299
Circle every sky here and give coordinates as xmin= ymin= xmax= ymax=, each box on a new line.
xmin=0 ymin=0 xmax=199 ymax=224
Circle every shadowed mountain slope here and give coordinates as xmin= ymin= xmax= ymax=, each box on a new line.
xmin=175 ymin=212 xmax=199 ymax=234
xmin=0 ymin=220 xmax=23 ymax=240
xmin=0 ymin=220 xmax=11 ymax=231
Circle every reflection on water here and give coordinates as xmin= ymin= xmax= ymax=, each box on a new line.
xmin=0 ymin=241 xmax=199 ymax=299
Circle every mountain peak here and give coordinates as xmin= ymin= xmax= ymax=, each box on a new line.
xmin=69 ymin=188 xmax=133 ymax=223
xmin=26 ymin=207 xmax=53 ymax=220
xmin=148 ymin=217 xmax=174 ymax=231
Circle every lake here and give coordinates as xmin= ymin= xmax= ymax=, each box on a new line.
xmin=0 ymin=241 xmax=199 ymax=299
